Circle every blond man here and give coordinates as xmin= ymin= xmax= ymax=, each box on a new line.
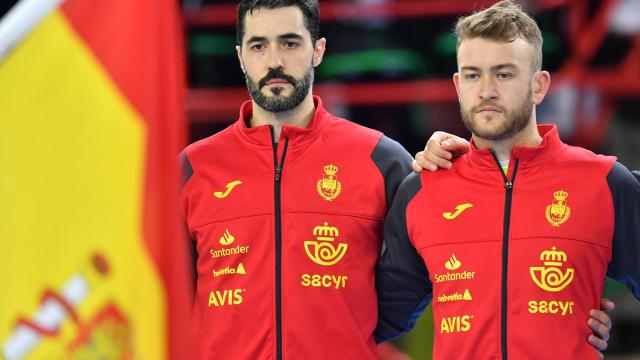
xmin=375 ymin=1 xmax=640 ymax=359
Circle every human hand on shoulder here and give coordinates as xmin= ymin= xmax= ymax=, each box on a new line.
xmin=412 ymin=131 xmax=470 ymax=172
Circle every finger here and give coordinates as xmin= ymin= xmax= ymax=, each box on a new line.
xmin=414 ymin=151 xmax=438 ymax=172
xmin=588 ymin=334 xmax=608 ymax=352
xmin=412 ymin=159 xmax=422 ymax=172
xmin=411 ymin=159 xmax=428 ymax=172
xmin=424 ymin=150 xmax=453 ymax=170
xmin=441 ymin=138 xmax=471 ymax=156
xmin=425 ymin=138 xmax=453 ymax=160
xmin=412 ymin=152 xmax=423 ymax=172
xmin=428 ymin=131 xmax=454 ymax=143
xmin=588 ymin=317 xmax=610 ymax=342
xmin=590 ymin=309 xmax=612 ymax=332
xmin=601 ymin=298 xmax=616 ymax=312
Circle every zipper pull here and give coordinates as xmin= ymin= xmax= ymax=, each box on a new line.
xmin=505 ymin=181 xmax=513 ymax=190
xmin=275 ymin=166 xmax=282 ymax=182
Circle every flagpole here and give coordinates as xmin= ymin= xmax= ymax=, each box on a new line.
xmin=0 ymin=0 xmax=63 ymax=62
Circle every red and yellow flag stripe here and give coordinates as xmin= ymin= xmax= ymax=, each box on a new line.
xmin=0 ymin=1 xmax=190 ymax=359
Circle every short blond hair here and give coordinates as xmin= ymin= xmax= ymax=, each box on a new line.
xmin=455 ymin=0 xmax=543 ymax=71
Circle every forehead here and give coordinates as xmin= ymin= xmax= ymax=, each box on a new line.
xmin=243 ymin=6 xmax=309 ymax=42
xmin=457 ymin=37 xmax=532 ymax=70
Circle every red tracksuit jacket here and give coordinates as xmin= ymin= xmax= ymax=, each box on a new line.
xmin=180 ymin=96 xmax=412 ymax=359
xmin=375 ymin=125 xmax=640 ymax=360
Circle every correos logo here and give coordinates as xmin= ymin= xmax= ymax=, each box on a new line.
xmin=304 ymin=222 xmax=348 ymax=266
xmin=530 ymin=246 xmax=574 ymax=292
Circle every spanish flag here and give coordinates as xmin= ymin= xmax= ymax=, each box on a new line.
xmin=0 ymin=0 xmax=191 ymax=359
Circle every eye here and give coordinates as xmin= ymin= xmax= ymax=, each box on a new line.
xmin=465 ymin=73 xmax=479 ymax=80
xmin=497 ymin=72 xmax=513 ymax=79
xmin=250 ymin=43 xmax=264 ymax=51
xmin=285 ymin=41 xmax=299 ymax=49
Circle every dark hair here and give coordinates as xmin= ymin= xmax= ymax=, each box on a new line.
xmin=236 ymin=0 xmax=320 ymax=46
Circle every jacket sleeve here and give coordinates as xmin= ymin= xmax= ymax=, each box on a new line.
xmin=370 ymin=135 xmax=414 ymax=210
xmin=606 ymin=162 xmax=640 ymax=300
xmin=179 ymin=150 xmax=198 ymax=288
xmin=375 ymin=172 xmax=432 ymax=343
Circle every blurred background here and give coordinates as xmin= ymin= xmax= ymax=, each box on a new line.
xmin=1 ymin=0 xmax=638 ymax=358
xmin=181 ymin=0 xmax=640 ymax=358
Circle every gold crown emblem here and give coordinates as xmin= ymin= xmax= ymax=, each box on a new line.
xmin=317 ymin=164 xmax=342 ymax=201
xmin=540 ymin=246 xmax=567 ymax=265
xmin=323 ymin=164 xmax=338 ymax=176
xmin=553 ymin=190 xmax=568 ymax=201
xmin=546 ymin=189 xmax=571 ymax=227
xmin=313 ymin=222 xmax=339 ymax=240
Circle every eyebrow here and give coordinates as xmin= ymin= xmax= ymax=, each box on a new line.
xmin=279 ymin=33 xmax=304 ymax=41
xmin=246 ymin=36 xmax=267 ymax=44
xmin=460 ymin=64 xmax=518 ymax=72
xmin=245 ymin=33 xmax=304 ymax=44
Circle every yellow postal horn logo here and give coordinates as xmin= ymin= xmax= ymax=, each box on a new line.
xmin=530 ymin=246 xmax=574 ymax=292
xmin=304 ymin=222 xmax=348 ymax=266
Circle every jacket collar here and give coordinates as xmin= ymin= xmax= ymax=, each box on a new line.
xmin=234 ymin=95 xmax=330 ymax=147
xmin=466 ymin=124 xmax=565 ymax=169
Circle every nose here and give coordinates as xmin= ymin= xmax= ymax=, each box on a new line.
xmin=267 ymin=46 xmax=284 ymax=70
xmin=478 ymin=77 xmax=498 ymax=101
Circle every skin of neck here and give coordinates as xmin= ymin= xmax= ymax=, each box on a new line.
xmin=250 ymin=91 xmax=316 ymax=142
xmin=472 ymin=109 xmax=543 ymax=162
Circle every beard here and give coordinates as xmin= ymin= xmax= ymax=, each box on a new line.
xmin=460 ymin=88 xmax=533 ymax=141
xmin=245 ymin=65 xmax=313 ymax=113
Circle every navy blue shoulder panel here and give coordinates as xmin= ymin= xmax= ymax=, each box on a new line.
xmin=606 ymin=162 xmax=640 ymax=300
xmin=370 ymin=135 xmax=413 ymax=210
xmin=375 ymin=172 xmax=432 ymax=343
xmin=179 ymin=150 xmax=194 ymax=188
xmin=179 ymin=150 xmax=197 ymax=286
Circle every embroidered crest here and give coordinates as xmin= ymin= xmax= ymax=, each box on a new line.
xmin=316 ymin=164 xmax=342 ymax=201
xmin=545 ymin=189 xmax=570 ymax=227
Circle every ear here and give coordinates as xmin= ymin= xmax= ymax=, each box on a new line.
xmin=532 ymin=70 xmax=550 ymax=105
xmin=312 ymin=37 xmax=327 ymax=67
xmin=453 ymin=72 xmax=462 ymax=103
xmin=236 ymin=45 xmax=245 ymax=74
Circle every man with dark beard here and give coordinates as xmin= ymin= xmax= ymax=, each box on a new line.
xmin=375 ymin=1 xmax=640 ymax=360
xmin=179 ymin=1 xmax=614 ymax=359
xmin=179 ymin=1 xmax=414 ymax=358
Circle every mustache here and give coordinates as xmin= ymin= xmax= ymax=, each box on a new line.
xmin=258 ymin=69 xmax=297 ymax=89
xmin=471 ymin=101 xmax=505 ymax=113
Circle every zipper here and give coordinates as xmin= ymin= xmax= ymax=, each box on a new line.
xmin=270 ymin=126 xmax=289 ymax=360
xmin=490 ymin=151 xmax=519 ymax=360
